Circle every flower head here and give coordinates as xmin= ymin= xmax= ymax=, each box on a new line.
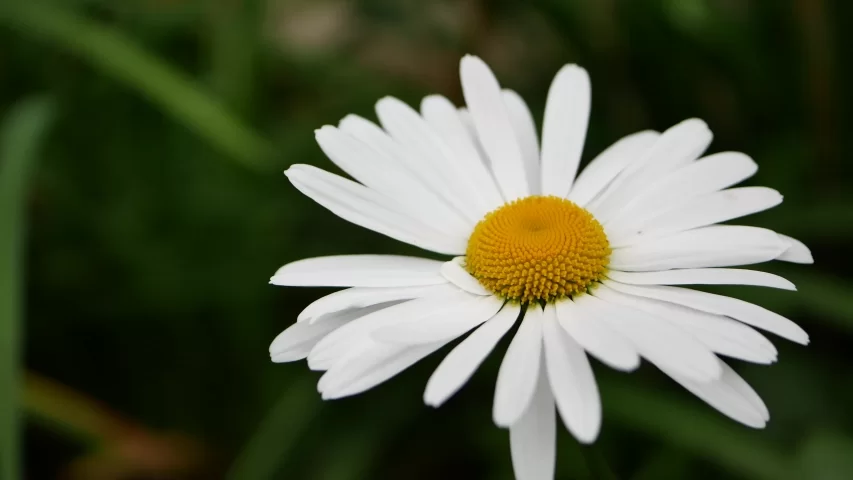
xmin=269 ymin=55 xmax=812 ymax=479
xmin=466 ymin=195 xmax=611 ymax=303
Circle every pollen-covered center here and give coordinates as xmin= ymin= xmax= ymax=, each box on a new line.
xmin=465 ymin=195 xmax=610 ymax=304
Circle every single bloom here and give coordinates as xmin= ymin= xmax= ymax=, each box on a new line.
xmin=269 ymin=55 xmax=812 ymax=479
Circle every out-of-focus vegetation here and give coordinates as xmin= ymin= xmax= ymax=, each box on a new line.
xmin=1 ymin=0 xmax=851 ymax=478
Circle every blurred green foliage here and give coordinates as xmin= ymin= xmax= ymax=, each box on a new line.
xmin=1 ymin=97 xmax=56 ymax=480
xmin=1 ymin=0 xmax=851 ymax=478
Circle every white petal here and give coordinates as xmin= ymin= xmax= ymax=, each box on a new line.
xmin=542 ymin=304 xmax=602 ymax=443
xmin=314 ymin=125 xmax=395 ymax=188
xmin=270 ymin=311 xmax=354 ymax=362
xmin=609 ymin=187 xmax=783 ymax=246
xmin=420 ymin=95 xmax=504 ymax=210
xmin=568 ymin=130 xmax=660 ymax=206
xmin=662 ymin=361 xmax=768 ymax=428
xmin=776 ymin=234 xmax=814 ymax=264
xmin=338 ymin=114 xmax=473 ymax=228
xmin=298 ymin=284 xmax=452 ymax=323
xmin=372 ymin=294 xmax=503 ymax=345
xmin=595 ymin=286 xmax=778 ymax=364
xmin=608 ymin=225 xmax=788 ymax=271
xmin=596 ymin=151 xmax=757 ymax=226
xmin=509 ymin=364 xmax=556 ymax=480
xmin=316 ymin=337 xmax=382 ymax=391
xmin=307 ymin=291 xmax=457 ymax=370
xmin=315 ymin=125 xmax=471 ymax=238
xmin=502 ymin=89 xmax=541 ymax=194
xmin=376 ymin=97 xmax=489 ymax=221
xmin=588 ymin=119 xmax=712 ymax=222
xmin=457 ymin=107 xmax=492 ymax=175
xmin=606 ymin=268 xmax=796 ymax=291
xmin=270 ymin=254 xmax=448 ymax=288
xmin=424 ymin=303 xmax=521 ymax=407
xmin=494 ymin=305 xmax=544 ymax=427
xmin=456 ymin=107 xmax=483 ymax=151
xmin=602 ymin=279 xmax=809 ymax=344
xmin=440 ymin=257 xmax=491 ymax=296
xmin=285 ymin=165 xmax=465 ymax=254
xmin=320 ymin=341 xmax=445 ymax=399
xmin=540 ymin=65 xmax=591 ymax=197
xmin=420 ymin=96 xmax=479 ymax=164
xmin=580 ymin=290 xmax=723 ymax=382
xmin=460 ymin=55 xmax=529 ymax=200
xmin=555 ymin=299 xmax=640 ymax=371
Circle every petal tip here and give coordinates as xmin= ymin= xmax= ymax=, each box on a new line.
xmin=283 ymin=165 xmax=305 ymax=178
xmin=423 ymin=393 xmax=442 ymax=408
xmin=460 ymin=55 xmax=492 ymax=76
xmin=555 ymin=63 xmax=589 ymax=80
xmin=377 ymin=95 xmax=402 ymax=107
xmin=314 ymin=125 xmax=335 ymax=136
xmin=338 ymin=114 xmax=362 ymax=129
xmin=683 ymin=117 xmax=709 ymax=129
xmin=492 ymin=407 xmax=515 ymax=428
xmin=574 ymin=432 xmax=600 ymax=445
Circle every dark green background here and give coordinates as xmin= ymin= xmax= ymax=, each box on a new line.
xmin=2 ymin=0 xmax=852 ymax=478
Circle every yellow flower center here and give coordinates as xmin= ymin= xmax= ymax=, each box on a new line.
xmin=465 ymin=196 xmax=610 ymax=304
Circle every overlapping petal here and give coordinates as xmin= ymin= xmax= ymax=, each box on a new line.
xmin=424 ymin=304 xmax=521 ymax=407
xmin=460 ymin=55 xmax=529 ymax=201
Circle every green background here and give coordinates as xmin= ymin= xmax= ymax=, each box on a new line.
xmin=1 ymin=0 xmax=852 ymax=478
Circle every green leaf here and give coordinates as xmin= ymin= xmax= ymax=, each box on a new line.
xmin=1 ymin=1 xmax=273 ymax=171
xmin=0 ymin=96 xmax=56 ymax=480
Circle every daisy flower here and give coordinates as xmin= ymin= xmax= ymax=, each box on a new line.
xmin=269 ymin=55 xmax=812 ymax=479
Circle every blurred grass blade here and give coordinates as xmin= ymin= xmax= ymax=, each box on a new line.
xmin=0 ymin=96 xmax=56 ymax=480
xmin=755 ymin=203 xmax=853 ymax=239
xmin=579 ymin=445 xmax=620 ymax=480
xmin=785 ymin=271 xmax=853 ymax=334
xmin=1 ymin=2 xmax=273 ymax=171
xmin=713 ymin=269 xmax=853 ymax=335
xmin=797 ymin=431 xmax=853 ymax=480
xmin=207 ymin=0 xmax=262 ymax=114
xmin=24 ymin=372 xmax=206 ymax=477
xmin=601 ymin=379 xmax=797 ymax=480
xmin=630 ymin=449 xmax=691 ymax=480
xmin=226 ymin=377 xmax=320 ymax=480
xmin=315 ymin=380 xmax=427 ymax=480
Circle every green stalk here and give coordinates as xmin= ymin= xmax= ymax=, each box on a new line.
xmin=0 ymin=97 xmax=56 ymax=480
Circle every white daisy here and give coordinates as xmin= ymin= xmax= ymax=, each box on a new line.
xmin=269 ymin=55 xmax=812 ymax=479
